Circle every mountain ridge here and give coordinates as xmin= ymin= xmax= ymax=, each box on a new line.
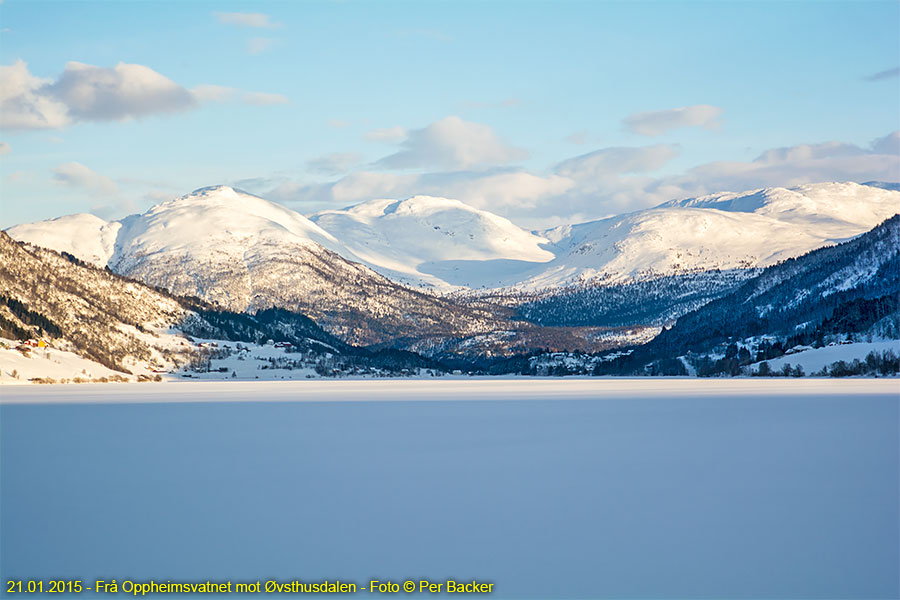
xmin=9 ymin=181 xmax=898 ymax=294
xmin=5 ymin=181 xmax=898 ymax=350
xmin=311 ymin=195 xmax=555 ymax=289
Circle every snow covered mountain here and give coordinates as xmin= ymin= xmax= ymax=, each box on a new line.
xmin=598 ymin=214 xmax=900 ymax=377
xmin=305 ymin=182 xmax=899 ymax=290
xmin=5 ymin=213 xmax=122 ymax=267
xmin=11 ymin=182 xmax=897 ymax=296
xmin=5 ymin=181 xmax=898 ymax=345
xmin=526 ymin=182 xmax=899 ymax=289
xmin=311 ymin=196 xmax=554 ymax=288
xmin=6 ymin=186 xmax=503 ymax=345
xmin=0 ymin=231 xmax=446 ymax=382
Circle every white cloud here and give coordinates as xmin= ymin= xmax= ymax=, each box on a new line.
xmin=48 ymin=61 xmax=196 ymax=122
xmin=329 ymin=172 xmax=418 ymax=204
xmin=665 ymin=134 xmax=900 ymax=195
xmin=1 ymin=60 xmax=194 ymax=130
xmin=549 ymin=132 xmax=900 ymax=218
xmin=143 ymin=190 xmax=176 ymax=204
xmin=555 ymin=145 xmax=679 ymax=179
xmin=246 ymin=131 xmax=900 ymax=228
xmin=248 ymin=37 xmax=274 ymax=55
xmin=192 ymin=85 xmax=288 ymax=106
xmin=306 ymin=152 xmax=363 ymax=176
xmin=0 ymin=60 xmax=70 ymax=130
xmin=871 ymin=131 xmax=900 ymax=155
xmin=241 ymin=91 xmax=289 ymax=106
xmin=624 ymin=104 xmax=723 ymax=136
xmin=52 ymin=162 xmax=118 ymax=195
xmin=753 ymin=141 xmax=866 ymax=164
xmin=214 ymin=12 xmax=281 ymax=29
xmin=565 ymin=131 xmax=590 ymax=145
xmin=0 ymin=142 xmax=9 ymax=156
xmin=375 ymin=116 xmax=528 ymax=170
xmin=328 ymin=119 xmax=351 ymax=129
xmin=260 ymin=168 xmax=572 ymax=219
xmin=1 ymin=61 xmax=286 ymax=130
xmin=191 ymin=84 xmax=235 ymax=103
xmin=365 ymin=126 xmax=407 ymax=142
xmin=426 ymin=170 xmax=573 ymax=211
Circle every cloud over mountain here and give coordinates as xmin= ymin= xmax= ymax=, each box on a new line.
xmin=52 ymin=162 xmax=118 ymax=195
xmin=555 ymin=145 xmax=679 ymax=179
xmin=624 ymin=105 xmax=723 ymax=136
xmin=307 ymin=152 xmax=363 ymax=175
xmin=374 ymin=116 xmax=528 ymax=170
xmin=667 ymin=132 xmax=900 ymax=195
xmin=240 ymin=129 xmax=899 ymax=228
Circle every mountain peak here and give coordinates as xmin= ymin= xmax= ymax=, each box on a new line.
xmin=336 ymin=195 xmax=475 ymax=219
xmin=311 ymin=195 xmax=554 ymax=288
xmin=182 ymin=185 xmax=261 ymax=201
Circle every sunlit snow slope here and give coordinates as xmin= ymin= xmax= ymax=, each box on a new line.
xmin=6 ymin=213 xmax=121 ymax=267
xmin=311 ymin=196 xmax=554 ymax=288
xmin=526 ymin=182 xmax=899 ymax=288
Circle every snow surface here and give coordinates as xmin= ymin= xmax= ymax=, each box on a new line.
xmin=0 ymin=333 xmax=436 ymax=386
xmin=528 ymin=181 xmax=900 ymax=288
xmin=2 ymin=380 xmax=897 ymax=599
xmin=751 ymin=340 xmax=900 ymax=374
xmin=0 ymin=339 xmax=124 ymax=384
xmin=660 ymin=181 xmax=899 ymax=233
xmin=0 ymin=327 xmax=200 ymax=385
xmin=5 ymin=213 xmax=121 ymax=267
xmin=110 ymin=185 xmax=351 ymax=265
xmin=311 ymin=196 xmax=554 ymax=288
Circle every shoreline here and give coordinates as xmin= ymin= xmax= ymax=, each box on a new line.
xmin=2 ymin=377 xmax=897 ymax=405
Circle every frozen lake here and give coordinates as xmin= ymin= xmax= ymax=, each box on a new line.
xmin=2 ymin=380 xmax=898 ymax=599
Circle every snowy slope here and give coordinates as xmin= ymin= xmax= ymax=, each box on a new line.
xmin=111 ymin=186 xmax=350 ymax=264
xmin=311 ymin=196 xmax=554 ymax=288
xmin=750 ymin=340 xmax=900 ymax=375
xmin=658 ymin=182 xmax=899 ymax=236
xmin=527 ymin=182 xmax=899 ymax=289
xmin=0 ymin=338 xmax=133 ymax=384
xmin=6 ymin=213 xmax=121 ymax=267
xmin=0 ymin=230 xmax=202 ymax=379
xmin=104 ymin=186 xmax=361 ymax=310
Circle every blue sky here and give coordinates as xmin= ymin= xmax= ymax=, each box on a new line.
xmin=1 ymin=0 xmax=898 ymax=228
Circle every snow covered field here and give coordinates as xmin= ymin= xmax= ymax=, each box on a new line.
xmin=752 ymin=339 xmax=899 ymax=374
xmin=2 ymin=380 xmax=897 ymax=598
